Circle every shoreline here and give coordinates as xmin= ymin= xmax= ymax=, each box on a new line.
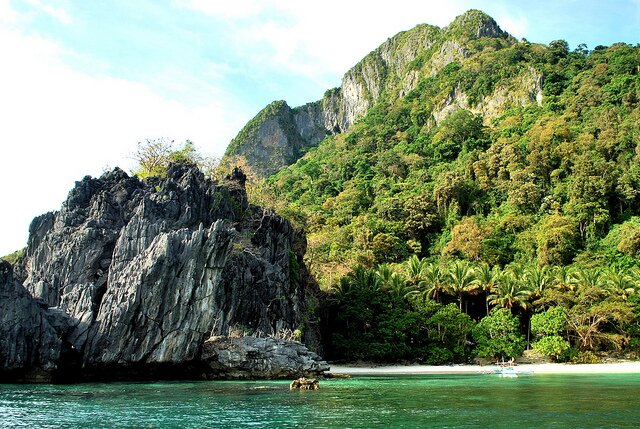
xmin=328 ymin=361 xmax=640 ymax=375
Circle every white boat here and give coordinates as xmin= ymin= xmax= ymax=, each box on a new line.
xmin=494 ymin=359 xmax=518 ymax=377
xmin=496 ymin=366 xmax=518 ymax=378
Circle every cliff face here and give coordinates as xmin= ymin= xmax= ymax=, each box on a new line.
xmin=225 ymin=10 xmax=522 ymax=177
xmin=0 ymin=261 xmax=60 ymax=380
xmin=2 ymin=164 xmax=324 ymax=381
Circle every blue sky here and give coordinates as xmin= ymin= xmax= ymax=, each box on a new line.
xmin=1 ymin=0 xmax=639 ymax=255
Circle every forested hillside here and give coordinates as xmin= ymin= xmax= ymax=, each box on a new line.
xmin=257 ymin=11 xmax=640 ymax=362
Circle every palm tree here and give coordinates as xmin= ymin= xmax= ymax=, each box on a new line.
xmin=388 ymin=273 xmax=411 ymax=301
xmin=422 ymin=263 xmax=445 ymax=302
xmin=570 ymin=267 xmax=603 ymax=290
xmin=475 ymin=262 xmax=497 ymax=315
xmin=405 ymin=254 xmax=428 ymax=287
xmin=350 ymin=265 xmax=381 ymax=292
xmin=329 ymin=276 xmax=353 ymax=303
xmin=488 ymin=271 xmax=530 ymax=311
xmin=444 ymin=260 xmax=479 ymax=312
xmin=602 ymin=267 xmax=636 ymax=300
xmin=523 ymin=264 xmax=553 ymax=309
xmin=375 ymin=263 xmax=394 ymax=290
xmin=375 ymin=264 xmax=412 ymax=301
xmin=552 ymin=265 xmax=574 ymax=292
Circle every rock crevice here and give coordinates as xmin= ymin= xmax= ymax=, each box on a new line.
xmin=2 ymin=164 xmax=325 ymax=381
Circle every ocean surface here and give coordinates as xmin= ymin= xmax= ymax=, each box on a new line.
xmin=1 ymin=373 xmax=639 ymax=428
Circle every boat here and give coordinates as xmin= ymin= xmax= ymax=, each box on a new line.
xmin=495 ymin=358 xmax=518 ymax=377
xmin=496 ymin=365 xmax=518 ymax=378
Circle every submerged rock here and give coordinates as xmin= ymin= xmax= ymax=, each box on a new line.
xmin=202 ymin=336 xmax=329 ymax=379
xmin=290 ymin=377 xmax=320 ymax=390
xmin=2 ymin=164 xmax=322 ymax=381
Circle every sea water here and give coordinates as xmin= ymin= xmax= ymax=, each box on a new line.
xmin=1 ymin=373 xmax=639 ymax=428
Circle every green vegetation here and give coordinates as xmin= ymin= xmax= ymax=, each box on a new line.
xmin=322 ymin=258 xmax=639 ymax=362
xmin=265 ymin=20 xmax=640 ymax=362
xmin=131 ymin=138 xmax=214 ymax=179
xmin=132 ymin=12 xmax=640 ymax=363
xmin=1 ymin=248 xmax=24 ymax=265
xmin=473 ymin=308 xmax=526 ymax=359
xmin=225 ymin=101 xmax=291 ymax=157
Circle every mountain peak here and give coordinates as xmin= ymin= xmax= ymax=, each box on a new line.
xmin=445 ymin=9 xmax=508 ymax=40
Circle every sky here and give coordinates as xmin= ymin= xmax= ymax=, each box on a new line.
xmin=1 ymin=0 xmax=639 ymax=256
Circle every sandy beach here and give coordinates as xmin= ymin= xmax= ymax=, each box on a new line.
xmin=329 ymin=361 xmax=640 ymax=375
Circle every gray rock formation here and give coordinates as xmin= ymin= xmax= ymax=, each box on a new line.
xmin=202 ymin=336 xmax=329 ymax=379
xmin=225 ymin=10 xmax=515 ymax=177
xmin=2 ymin=164 xmax=324 ymax=381
xmin=0 ymin=261 xmax=60 ymax=381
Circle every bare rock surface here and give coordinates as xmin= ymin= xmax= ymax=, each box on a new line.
xmin=202 ymin=336 xmax=329 ymax=379
xmin=0 ymin=261 xmax=60 ymax=381
xmin=225 ymin=10 xmax=516 ymax=177
xmin=2 ymin=164 xmax=323 ymax=381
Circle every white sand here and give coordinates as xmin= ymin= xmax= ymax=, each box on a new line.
xmin=329 ymin=361 xmax=640 ymax=375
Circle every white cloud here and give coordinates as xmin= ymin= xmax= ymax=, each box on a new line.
xmin=494 ymin=13 xmax=528 ymax=39
xmin=182 ymin=0 xmax=465 ymax=82
xmin=0 ymin=19 xmax=244 ymax=256
xmin=176 ymin=0 xmax=266 ymax=18
xmin=0 ymin=0 xmax=19 ymax=23
xmin=24 ymin=0 xmax=73 ymax=25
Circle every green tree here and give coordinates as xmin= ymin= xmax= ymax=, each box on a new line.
xmin=131 ymin=138 xmax=208 ymax=178
xmin=536 ymin=215 xmax=580 ymax=266
xmin=444 ymin=260 xmax=479 ymax=312
xmin=423 ymin=303 xmax=475 ymax=363
xmin=475 ymin=262 xmax=497 ymax=315
xmin=488 ymin=270 xmax=530 ymax=311
xmin=530 ymin=306 xmax=571 ymax=361
xmin=566 ymin=286 xmax=634 ymax=351
xmin=472 ymin=308 xmax=526 ymax=359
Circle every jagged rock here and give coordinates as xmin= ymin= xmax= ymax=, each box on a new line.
xmin=82 ymin=220 xmax=234 ymax=365
xmin=2 ymin=163 xmax=320 ymax=381
xmin=290 ymin=377 xmax=320 ymax=390
xmin=0 ymin=261 xmax=60 ymax=381
xmin=201 ymin=336 xmax=329 ymax=379
xmin=224 ymin=10 xmax=517 ymax=177
xmin=432 ymin=67 xmax=543 ymax=124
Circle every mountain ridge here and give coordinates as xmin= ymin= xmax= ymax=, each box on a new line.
xmin=225 ymin=9 xmax=516 ymax=176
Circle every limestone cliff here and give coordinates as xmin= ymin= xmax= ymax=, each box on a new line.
xmin=2 ymin=164 xmax=325 ymax=381
xmin=225 ymin=10 xmax=518 ymax=176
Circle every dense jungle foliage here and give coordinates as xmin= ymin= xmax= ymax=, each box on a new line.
xmin=265 ymin=17 xmax=640 ymax=362
xmin=119 ymin=12 xmax=640 ymax=364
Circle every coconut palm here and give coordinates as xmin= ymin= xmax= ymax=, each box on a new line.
xmin=602 ymin=267 xmax=636 ymax=300
xmin=350 ymin=265 xmax=381 ymax=292
xmin=407 ymin=263 xmax=445 ymax=301
xmin=329 ymin=276 xmax=353 ymax=303
xmin=523 ymin=265 xmax=553 ymax=309
xmin=405 ymin=254 xmax=429 ymax=287
xmin=422 ymin=263 xmax=445 ymax=302
xmin=375 ymin=263 xmax=394 ymax=290
xmin=388 ymin=273 xmax=411 ymax=301
xmin=488 ymin=271 xmax=530 ymax=311
xmin=475 ymin=262 xmax=498 ymax=315
xmin=444 ymin=260 xmax=479 ymax=312
xmin=552 ymin=265 xmax=575 ymax=292
xmin=570 ymin=267 xmax=604 ymax=290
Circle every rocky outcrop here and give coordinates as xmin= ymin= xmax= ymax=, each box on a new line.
xmin=225 ymin=10 xmax=516 ymax=177
xmin=2 ymin=163 xmax=323 ymax=381
xmin=290 ymin=377 xmax=320 ymax=390
xmin=0 ymin=261 xmax=60 ymax=381
xmin=433 ymin=67 xmax=544 ymax=124
xmin=202 ymin=336 xmax=329 ymax=379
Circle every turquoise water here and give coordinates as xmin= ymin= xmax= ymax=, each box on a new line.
xmin=1 ymin=374 xmax=639 ymax=428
